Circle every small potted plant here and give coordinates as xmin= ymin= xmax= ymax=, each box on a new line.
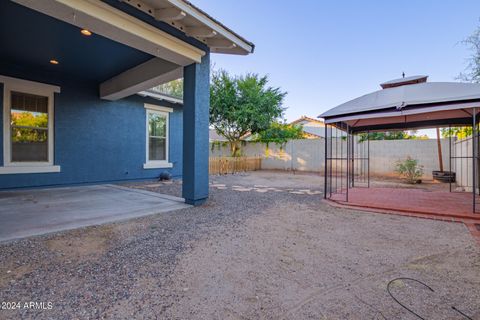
xmin=395 ymin=156 xmax=424 ymax=184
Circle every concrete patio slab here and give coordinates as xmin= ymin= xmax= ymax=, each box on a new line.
xmin=0 ymin=184 xmax=190 ymax=242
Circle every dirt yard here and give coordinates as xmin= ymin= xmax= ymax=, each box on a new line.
xmin=0 ymin=171 xmax=479 ymax=319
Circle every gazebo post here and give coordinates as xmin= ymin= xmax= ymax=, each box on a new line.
xmin=346 ymin=124 xmax=350 ymax=202
xmin=351 ymin=132 xmax=355 ymax=188
xmin=336 ymin=126 xmax=339 ymax=194
xmin=324 ymin=124 xmax=328 ymax=199
xmin=449 ymin=125 xmax=452 ymax=193
xmin=367 ymin=131 xmax=370 ymax=188
xmin=473 ymin=108 xmax=477 ymax=213
xmin=330 ymin=125 xmax=333 ymax=197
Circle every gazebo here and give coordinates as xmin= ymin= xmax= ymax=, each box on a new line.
xmin=320 ymin=75 xmax=480 ymax=221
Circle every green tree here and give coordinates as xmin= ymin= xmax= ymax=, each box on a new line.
xmin=358 ymin=131 xmax=416 ymax=142
xmin=11 ymin=112 xmax=48 ymax=143
xmin=458 ymin=22 xmax=480 ymax=83
xmin=152 ymin=79 xmax=183 ymax=98
xmin=442 ymin=24 xmax=480 ymax=140
xmin=210 ymin=70 xmax=286 ymax=156
xmin=441 ymin=127 xmax=472 ymax=139
xmin=253 ymin=122 xmax=304 ymax=144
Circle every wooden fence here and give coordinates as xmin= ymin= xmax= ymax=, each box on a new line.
xmin=209 ymin=156 xmax=262 ymax=175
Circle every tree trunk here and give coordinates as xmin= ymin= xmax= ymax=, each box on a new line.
xmin=229 ymin=140 xmax=239 ymax=157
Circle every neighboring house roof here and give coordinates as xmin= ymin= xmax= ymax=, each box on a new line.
xmin=138 ymin=90 xmax=183 ymax=104
xmin=290 ymin=116 xmax=325 ymax=138
xmin=241 ymin=132 xmax=254 ymax=141
xmin=209 ymin=129 xmax=228 ymax=142
xmin=121 ymin=0 xmax=254 ymax=55
xmin=290 ymin=116 xmax=325 ymax=126
xmin=241 ymin=116 xmax=326 ymax=140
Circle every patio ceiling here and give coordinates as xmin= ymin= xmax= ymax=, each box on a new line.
xmin=8 ymin=0 xmax=254 ymax=101
xmin=0 ymin=1 xmax=155 ymax=83
xmin=12 ymin=0 xmax=206 ymax=66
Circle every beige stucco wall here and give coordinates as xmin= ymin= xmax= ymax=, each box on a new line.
xmin=210 ymin=138 xmax=450 ymax=180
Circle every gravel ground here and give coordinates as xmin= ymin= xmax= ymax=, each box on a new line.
xmin=0 ymin=171 xmax=479 ymax=319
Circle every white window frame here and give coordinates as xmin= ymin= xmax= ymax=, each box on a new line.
xmin=143 ymin=103 xmax=173 ymax=169
xmin=0 ymin=75 xmax=61 ymax=174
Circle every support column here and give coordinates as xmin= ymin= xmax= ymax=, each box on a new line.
xmin=182 ymin=53 xmax=210 ymax=206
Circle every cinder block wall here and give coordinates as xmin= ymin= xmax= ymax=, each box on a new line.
xmin=210 ymin=139 xmax=450 ymax=180
xmin=368 ymin=139 xmax=450 ymax=179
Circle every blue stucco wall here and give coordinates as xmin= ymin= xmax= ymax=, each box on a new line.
xmin=0 ymin=68 xmax=183 ymax=189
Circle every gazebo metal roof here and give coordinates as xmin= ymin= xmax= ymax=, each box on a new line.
xmin=319 ymin=77 xmax=480 ymax=132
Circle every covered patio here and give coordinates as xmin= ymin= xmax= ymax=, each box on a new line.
xmin=321 ymin=75 xmax=480 ymax=223
xmin=0 ymin=0 xmax=254 ymax=241
xmin=0 ymin=0 xmax=253 ymax=205
xmin=0 ymin=184 xmax=190 ymax=242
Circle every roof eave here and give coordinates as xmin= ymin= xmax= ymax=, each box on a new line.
xmin=171 ymin=0 xmax=254 ymax=54
xmin=122 ymin=0 xmax=254 ymax=55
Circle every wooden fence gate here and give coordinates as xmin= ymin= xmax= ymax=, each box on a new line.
xmin=209 ymin=156 xmax=262 ymax=175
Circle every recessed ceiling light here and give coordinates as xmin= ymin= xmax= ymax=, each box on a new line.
xmin=49 ymin=59 xmax=59 ymax=65
xmin=81 ymin=29 xmax=92 ymax=36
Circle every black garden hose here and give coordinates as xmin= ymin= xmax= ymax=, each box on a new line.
xmin=386 ymin=277 xmax=473 ymax=320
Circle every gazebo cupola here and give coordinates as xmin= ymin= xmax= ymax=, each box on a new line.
xmin=379 ymin=75 xmax=428 ymax=89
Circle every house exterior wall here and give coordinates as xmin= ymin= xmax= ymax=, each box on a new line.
xmin=0 ymin=67 xmax=183 ymax=189
xmin=0 ymin=83 xmax=3 ymax=167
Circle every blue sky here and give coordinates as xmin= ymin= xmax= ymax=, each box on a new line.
xmin=195 ymin=0 xmax=480 ymax=124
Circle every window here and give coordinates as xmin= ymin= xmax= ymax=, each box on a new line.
xmin=148 ymin=111 xmax=167 ymax=161
xmin=11 ymin=92 xmax=49 ymax=162
xmin=144 ymin=104 xmax=173 ymax=169
xmin=1 ymin=75 xmax=60 ymax=174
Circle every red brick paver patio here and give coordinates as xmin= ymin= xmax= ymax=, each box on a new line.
xmin=327 ymin=187 xmax=480 ymax=243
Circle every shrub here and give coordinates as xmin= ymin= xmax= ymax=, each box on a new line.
xmin=395 ymin=157 xmax=423 ymax=184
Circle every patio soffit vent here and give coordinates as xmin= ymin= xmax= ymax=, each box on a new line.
xmin=380 ymin=75 xmax=428 ymax=89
